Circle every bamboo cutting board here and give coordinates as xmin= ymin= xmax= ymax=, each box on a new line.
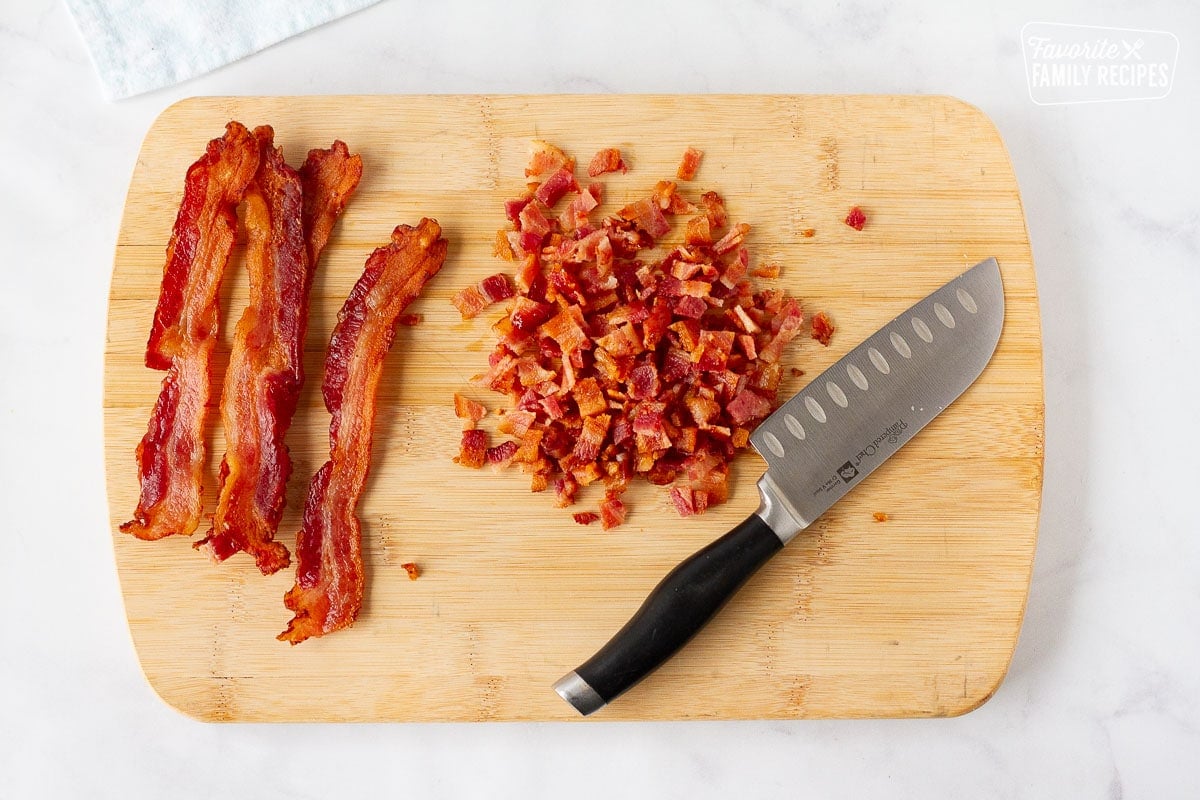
xmin=104 ymin=95 xmax=1043 ymax=722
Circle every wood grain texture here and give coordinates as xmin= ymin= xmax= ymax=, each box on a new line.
xmin=103 ymin=95 xmax=1043 ymax=722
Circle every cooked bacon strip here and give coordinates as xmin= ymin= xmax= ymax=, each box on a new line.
xmin=280 ymin=219 xmax=447 ymax=644
xmin=121 ymin=122 xmax=259 ymax=541
xmin=196 ymin=132 xmax=362 ymax=574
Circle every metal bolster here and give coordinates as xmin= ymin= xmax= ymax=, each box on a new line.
xmin=754 ymin=474 xmax=808 ymax=545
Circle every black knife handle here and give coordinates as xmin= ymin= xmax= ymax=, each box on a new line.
xmin=554 ymin=513 xmax=784 ymax=715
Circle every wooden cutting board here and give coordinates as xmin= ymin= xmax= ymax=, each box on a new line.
xmin=104 ymin=95 xmax=1043 ymax=722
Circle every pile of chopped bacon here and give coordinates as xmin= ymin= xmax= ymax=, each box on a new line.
xmin=455 ymin=141 xmax=827 ymax=527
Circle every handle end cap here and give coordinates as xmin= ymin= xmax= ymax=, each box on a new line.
xmin=553 ymin=671 xmax=606 ymax=716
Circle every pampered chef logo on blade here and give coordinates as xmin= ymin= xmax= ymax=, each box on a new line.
xmin=813 ymin=419 xmax=908 ymax=497
xmin=1022 ymin=22 xmax=1178 ymax=105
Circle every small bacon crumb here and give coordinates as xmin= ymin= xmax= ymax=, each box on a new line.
xmin=801 ymin=228 xmax=816 ymax=237
xmin=676 ymin=146 xmax=703 ymax=181
xmin=812 ymin=311 xmax=835 ymax=346
xmin=790 ymin=367 xmax=805 ymax=377
xmin=588 ymin=148 xmax=627 ymax=177
xmin=873 ymin=512 xmax=889 ymax=523
xmin=397 ymin=313 xmax=423 ymax=326
xmin=845 ymin=206 xmax=867 ymax=231
xmin=573 ymin=512 xmax=601 ymax=525
xmin=750 ymin=263 xmax=781 ymax=279
xmin=401 ymin=562 xmax=421 ymax=579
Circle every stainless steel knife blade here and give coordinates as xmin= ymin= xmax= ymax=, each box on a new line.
xmin=751 ymin=256 xmax=1004 ymax=543
xmin=554 ymin=258 xmax=1005 ymax=715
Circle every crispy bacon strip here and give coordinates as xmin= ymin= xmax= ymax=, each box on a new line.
xmin=122 ymin=122 xmax=259 ymax=541
xmin=280 ymin=219 xmax=447 ymax=644
xmin=195 ymin=132 xmax=362 ymax=574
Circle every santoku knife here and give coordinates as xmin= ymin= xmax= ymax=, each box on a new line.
xmin=554 ymin=257 xmax=1005 ymax=715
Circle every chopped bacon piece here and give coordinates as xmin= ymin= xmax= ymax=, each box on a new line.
xmin=486 ymin=440 xmax=520 ymax=467
xmin=669 ymin=486 xmax=696 ymax=517
xmin=618 ymin=198 xmax=671 ymax=239
xmin=554 ymin=475 xmax=579 ymax=507
xmin=397 ymin=314 xmax=422 ymax=326
xmin=812 ymin=311 xmax=836 ymax=346
xmin=759 ymin=299 xmax=805 ymax=363
xmin=559 ymin=186 xmax=601 ymax=231
xmin=694 ymin=330 xmax=735 ymax=372
xmin=726 ymin=389 xmax=772 ymax=426
xmin=572 ymin=413 xmax=611 ymax=463
xmin=401 ymin=562 xmax=421 ymax=580
xmin=480 ymin=273 xmax=515 ymax=303
xmin=535 ymin=166 xmax=579 ymax=207
xmin=518 ymin=201 xmax=551 ymax=238
xmin=588 ymin=148 xmax=627 ymax=177
xmin=751 ymin=263 xmax=780 ymax=279
xmin=629 ymin=363 xmax=661 ymax=399
xmin=505 ymin=195 xmax=532 ymax=223
xmin=541 ymin=307 xmax=589 ymax=354
xmin=700 ymin=191 xmax=728 ymax=229
xmin=845 ymin=206 xmax=867 ymax=230
xmin=280 ymin=218 xmax=447 ymax=645
xmin=122 ymin=122 xmax=260 ymax=542
xmin=498 ymin=408 xmax=536 ymax=436
xmin=494 ymin=229 xmax=515 ymax=261
xmin=652 ymin=180 xmax=696 ymax=214
xmin=873 ymin=512 xmax=890 ymax=523
xmin=452 ymin=273 xmax=515 ymax=320
xmin=600 ymin=491 xmax=627 ymax=530
xmin=574 ymin=511 xmax=601 ymax=525
xmin=676 ymin=146 xmax=703 ymax=180
xmin=685 ymin=215 xmax=713 ymax=246
xmin=573 ymin=376 xmax=608 ymax=417
xmin=451 ymin=285 xmax=488 ymax=319
xmin=454 ymin=393 xmax=487 ymax=426
xmin=801 ymin=228 xmax=816 ymax=237
xmin=526 ymin=140 xmax=574 ymax=177
xmin=514 ymin=254 xmax=541 ymax=293
xmin=713 ymin=222 xmax=751 ymax=254
xmin=199 ymin=129 xmax=361 ymax=574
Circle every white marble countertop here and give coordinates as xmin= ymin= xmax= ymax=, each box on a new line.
xmin=2 ymin=0 xmax=1197 ymax=797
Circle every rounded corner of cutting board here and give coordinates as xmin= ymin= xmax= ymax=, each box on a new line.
xmin=105 ymin=94 xmax=1044 ymax=722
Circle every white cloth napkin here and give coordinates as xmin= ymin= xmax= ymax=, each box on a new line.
xmin=66 ymin=0 xmax=381 ymax=100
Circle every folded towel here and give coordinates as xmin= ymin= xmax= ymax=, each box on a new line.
xmin=66 ymin=0 xmax=381 ymax=100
